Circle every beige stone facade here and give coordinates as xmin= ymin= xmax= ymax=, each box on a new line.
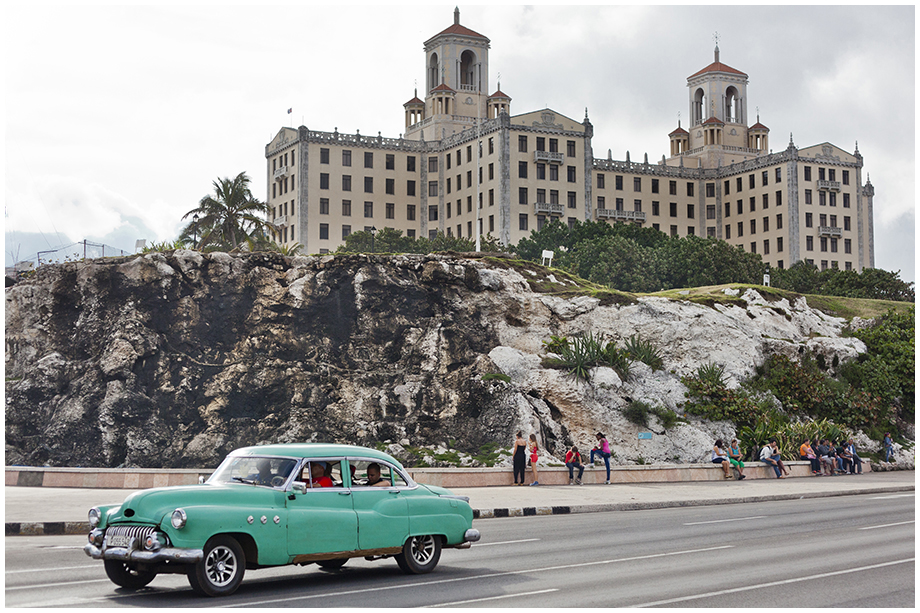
xmin=265 ymin=9 xmax=874 ymax=271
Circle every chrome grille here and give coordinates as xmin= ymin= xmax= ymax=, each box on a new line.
xmin=105 ymin=525 xmax=155 ymax=540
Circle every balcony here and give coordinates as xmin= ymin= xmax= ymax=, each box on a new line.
xmin=817 ymin=179 xmax=841 ymax=191
xmin=595 ymin=208 xmax=646 ymax=223
xmin=534 ymin=202 xmax=565 ymax=216
xmin=534 ymin=150 xmax=565 ymax=165
xmin=818 ymin=226 xmax=842 ymax=238
xmin=272 ymin=215 xmax=289 ymax=226
xmin=273 ymin=166 xmax=288 ymax=181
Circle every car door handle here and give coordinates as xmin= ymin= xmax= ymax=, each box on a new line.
xmin=389 ymin=490 xmax=400 ymax=495
xmin=339 ymin=491 xmax=351 ymax=496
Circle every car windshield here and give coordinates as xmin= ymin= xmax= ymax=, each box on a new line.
xmin=209 ymin=456 xmax=298 ymax=488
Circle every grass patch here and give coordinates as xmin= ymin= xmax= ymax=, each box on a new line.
xmin=481 ymin=373 xmax=511 ymax=384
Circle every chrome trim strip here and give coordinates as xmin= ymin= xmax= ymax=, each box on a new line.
xmin=84 ymin=542 xmax=203 ymax=564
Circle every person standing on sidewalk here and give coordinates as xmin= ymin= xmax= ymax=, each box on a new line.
xmin=528 ymin=434 xmax=540 ymax=486
xmin=512 ymin=431 xmax=527 ymax=486
xmin=591 ymin=432 xmax=612 ymax=484
xmin=565 ymin=445 xmax=585 ymax=485
xmin=883 ymin=432 xmax=894 ymax=463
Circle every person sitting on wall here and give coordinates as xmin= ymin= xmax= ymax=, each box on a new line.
xmin=565 ymin=445 xmax=586 ymax=485
xmin=760 ymin=442 xmax=784 ymax=479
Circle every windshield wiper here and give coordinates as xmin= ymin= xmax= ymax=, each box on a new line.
xmin=231 ymin=476 xmax=258 ymax=485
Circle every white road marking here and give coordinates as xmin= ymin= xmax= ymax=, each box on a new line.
xmin=869 ymin=493 xmax=914 ymax=499
xmin=5 ymin=578 xmax=111 ymax=591
xmin=225 ymin=545 xmax=734 ymax=607
xmin=472 ymin=538 xmax=540 ymax=547
xmin=859 ymin=520 xmax=915 ymax=531
xmin=429 ymin=588 xmax=558 ymax=607
xmin=6 ymin=564 xmax=99 ymax=575
xmin=684 ymin=515 xmax=766 ymax=525
xmin=630 ymin=558 xmax=915 ymax=607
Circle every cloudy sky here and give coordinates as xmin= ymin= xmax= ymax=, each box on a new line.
xmin=4 ymin=4 xmax=915 ymax=282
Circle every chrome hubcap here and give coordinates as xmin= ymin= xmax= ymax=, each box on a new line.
xmin=410 ymin=535 xmax=435 ymax=564
xmin=205 ymin=546 xmax=237 ymax=587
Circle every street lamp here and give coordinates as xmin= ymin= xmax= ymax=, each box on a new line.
xmin=192 ymin=214 xmax=199 ymax=250
xmin=370 ymin=226 xmax=377 ymax=253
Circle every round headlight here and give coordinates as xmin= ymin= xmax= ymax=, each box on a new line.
xmin=171 ymin=508 xmax=187 ymax=529
xmin=88 ymin=507 xmax=101 ymax=528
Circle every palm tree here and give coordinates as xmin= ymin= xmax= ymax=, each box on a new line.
xmin=181 ymin=172 xmax=269 ymax=250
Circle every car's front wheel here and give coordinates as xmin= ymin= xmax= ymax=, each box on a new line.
xmin=103 ymin=560 xmax=156 ymax=589
xmin=395 ymin=535 xmax=441 ymax=574
xmin=187 ymin=535 xmax=245 ymax=597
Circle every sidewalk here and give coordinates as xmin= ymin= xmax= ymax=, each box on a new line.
xmin=5 ymin=471 xmax=913 ymax=535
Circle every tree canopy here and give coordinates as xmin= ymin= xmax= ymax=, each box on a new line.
xmin=181 ymin=172 xmax=270 ymax=251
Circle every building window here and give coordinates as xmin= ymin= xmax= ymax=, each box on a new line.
xmin=342 ymin=175 xmax=352 ymax=191
xmin=598 ymin=196 xmax=607 ymax=210
xmin=342 ymin=200 xmax=351 ymax=216
xmin=319 ymin=223 xmax=329 ymax=240
xmin=538 ymin=189 xmax=547 ymax=204
xmin=750 ymin=219 xmax=756 ymax=234
xmin=652 ymin=179 xmax=659 ymax=194
xmin=489 ymin=163 xmax=494 ymax=180
xmin=830 ymin=238 xmax=838 ymax=253
xmin=844 ymin=238 xmax=852 ymax=254
xmin=706 ymin=182 xmax=715 ymax=197
xmin=364 ymin=202 xmax=373 ymax=218
xmin=669 ymin=202 xmax=677 ymax=217
xmin=804 ymin=166 xmax=811 ymax=181
xmin=829 ymin=168 xmax=836 ymax=181
xmin=634 ymin=177 xmax=642 ymax=192
xmin=536 ymin=163 xmax=546 ymax=180
xmin=343 ymin=150 xmax=352 ymax=166
xmin=489 ymin=189 xmax=495 ymax=207
xmin=829 ymin=192 xmax=837 ymax=207
xmin=842 ymin=170 xmax=849 ymax=185
xmin=737 ymin=221 xmax=743 ymax=237
xmin=687 ymin=226 xmax=695 ymax=236
xmin=749 ymin=174 xmax=755 ymax=189
xmin=320 ymin=198 xmax=329 ymax=215
xmin=342 ymin=225 xmax=351 ymax=239
xmin=687 ymin=203 xmax=695 ymax=218
xmin=386 ymin=178 xmax=395 ymax=195
xmin=725 ymin=202 xmax=731 ymax=218
xmin=364 ymin=177 xmax=373 ymax=193
xmin=763 ymin=216 xmax=769 ymax=232
xmin=652 ymin=201 xmax=660 ymax=216
xmin=407 ymin=180 xmax=416 ymax=196
xmin=686 ymin=182 xmax=694 ymax=197
xmin=736 ymin=200 xmax=742 ymax=215
xmin=844 ymin=216 xmax=851 ymax=231
xmin=763 ymin=240 xmax=770 ymax=255
xmin=819 ymin=191 xmax=827 ymax=206
xmin=467 ymin=170 xmax=473 ymax=187
xmin=518 ymin=135 xmax=528 ymax=152
xmin=805 ymin=189 xmax=812 ymax=205
xmin=386 ymin=154 xmax=395 ymax=170
xmin=707 ymin=226 xmax=715 ymax=238
xmin=519 ymin=187 xmax=528 ymax=205
xmin=776 ymin=214 xmax=783 ymax=229
xmin=320 ymin=148 xmax=330 ymax=164
xmin=597 ymin=173 xmax=605 ymax=189
xmin=467 ymin=145 xmax=473 ymax=163
xmin=446 ymin=201 xmax=451 ymax=219
xmin=428 ymin=156 xmax=438 ymax=172
xmin=670 ymin=225 xmax=678 ymax=237
xmin=777 ymin=237 xmax=783 ymax=252
xmin=724 ymin=180 xmax=730 ymax=195
xmin=843 ymin=193 xmax=851 ymax=208
xmin=320 ymin=173 xmax=329 ymax=190
xmin=821 ymin=260 xmax=828 ymax=271
xmin=364 ymin=152 xmax=373 ymax=168
xmin=763 ymin=193 xmax=769 ymax=209
xmin=736 ymin=177 xmax=743 ymax=192
xmin=820 ymin=237 xmax=828 ymax=252
xmin=489 ymin=215 xmax=494 ymax=232
xmin=706 ymin=204 xmax=715 ymax=219
xmin=407 ymin=205 xmax=416 ymax=221
xmin=669 ymin=180 xmax=677 ymax=195
xmin=489 ymin=137 xmax=494 ymax=155
xmin=749 ymin=197 xmax=756 ymax=212
xmin=615 ymin=175 xmax=623 ymax=190
xmin=776 ymin=191 xmax=782 ymax=207
xmin=386 ymin=202 xmax=394 ymax=219
xmin=407 ymin=156 xmax=416 ymax=172
xmin=568 ymin=191 xmax=577 ymax=208
xmin=567 ymin=166 xmax=576 ymax=182
xmin=634 ymin=199 xmax=642 ymax=212
xmin=428 ymin=181 xmax=438 ymax=197
xmin=428 ymin=205 xmax=438 ymax=222
xmin=762 ymin=170 xmax=769 ymax=186
xmin=615 ymin=197 xmax=623 ymax=211
xmin=750 ymin=242 xmax=756 ymax=254
xmin=519 ymin=214 xmax=528 ymax=231
xmin=536 ymin=137 xmax=545 ymax=152
xmin=806 ymin=236 xmax=813 ymax=251
xmin=725 ymin=224 xmax=731 ymax=239
xmin=519 ymin=161 xmax=528 ymax=179
xmin=567 ymin=140 xmax=576 ymax=157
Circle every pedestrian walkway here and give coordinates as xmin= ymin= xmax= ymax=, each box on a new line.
xmin=5 ymin=471 xmax=913 ymax=535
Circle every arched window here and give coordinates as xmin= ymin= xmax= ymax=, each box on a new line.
xmin=693 ymin=88 xmax=705 ymax=125
xmin=428 ymin=53 xmax=440 ymax=92
xmin=459 ymin=50 xmax=477 ymax=91
xmin=725 ymin=86 xmax=741 ymax=123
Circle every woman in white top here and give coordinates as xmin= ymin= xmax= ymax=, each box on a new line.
xmin=712 ymin=439 xmax=733 ymax=479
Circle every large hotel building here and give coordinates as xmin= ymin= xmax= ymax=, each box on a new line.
xmin=266 ymin=9 xmax=874 ymax=272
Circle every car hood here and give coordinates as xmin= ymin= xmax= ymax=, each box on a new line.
xmin=106 ymin=483 xmax=285 ymax=526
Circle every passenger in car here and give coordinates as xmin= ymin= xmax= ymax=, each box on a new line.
xmin=304 ymin=461 xmax=334 ymax=488
xmin=366 ymin=462 xmax=391 ymax=487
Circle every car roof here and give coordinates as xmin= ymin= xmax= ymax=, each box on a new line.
xmin=230 ymin=443 xmax=400 ymax=466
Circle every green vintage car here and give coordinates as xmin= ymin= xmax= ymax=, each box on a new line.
xmin=83 ymin=443 xmax=480 ymax=596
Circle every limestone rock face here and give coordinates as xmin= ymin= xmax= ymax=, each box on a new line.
xmin=5 ymin=253 xmax=866 ymax=468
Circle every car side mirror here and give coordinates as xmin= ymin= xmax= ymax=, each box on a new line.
xmin=292 ymin=482 xmax=306 ymax=494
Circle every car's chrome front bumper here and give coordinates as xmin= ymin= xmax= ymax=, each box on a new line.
xmin=84 ymin=539 xmax=202 ymax=564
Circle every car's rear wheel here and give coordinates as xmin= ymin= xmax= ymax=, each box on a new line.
xmin=104 ymin=560 xmax=156 ymax=589
xmin=395 ymin=534 xmax=441 ymax=574
xmin=187 ymin=535 xmax=245 ymax=597
xmin=316 ymin=558 xmax=348 ymax=570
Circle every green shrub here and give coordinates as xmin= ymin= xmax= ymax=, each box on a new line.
xmin=624 ymin=334 xmax=664 ymax=371
xmin=481 ymin=373 xmax=511 ymax=383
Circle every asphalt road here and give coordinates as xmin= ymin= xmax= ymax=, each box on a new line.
xmin=5 ymin=492 xmax=914 ymax=608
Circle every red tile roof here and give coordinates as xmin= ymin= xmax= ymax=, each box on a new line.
xmin=431 ymin=83 xmax=456 ymax=93
xmin=404 ymin=96 xmax=424 ymax=106
xmin=430 ymin=22 xmax=488 ymax=41
xmin=749 ymin=122 xmax=769 ymax=131
xmin=489 ymin=89 xmax=511 ymax=99
xmin=688 ymin=61 xmax=747 ymax=80
xmin=702 ymin=116 xmax=725 ymax=126
xmin=669 ymin=126 xmax=689 ymax=136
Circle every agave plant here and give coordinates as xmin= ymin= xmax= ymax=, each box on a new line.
xmin=624 ymin=334 xmax=664 ymax=371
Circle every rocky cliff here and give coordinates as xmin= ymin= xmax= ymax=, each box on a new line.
xmin=5 ymin=251 xmax=867 ymax=468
